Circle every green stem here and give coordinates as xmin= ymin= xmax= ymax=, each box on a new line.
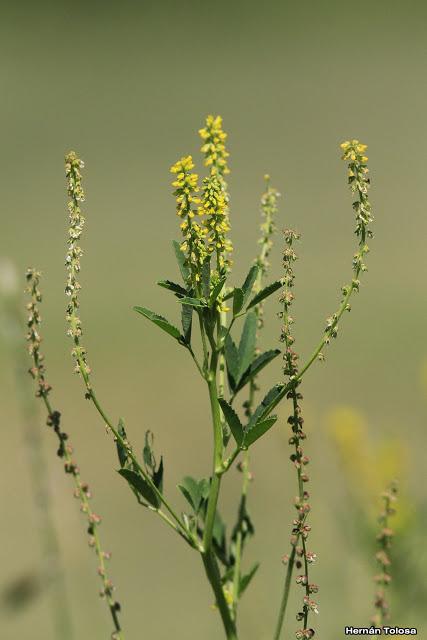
xmin=75 ymin=357 xmax=192 ymax=546
xmin=202 ymin=552 xmax=238 ymax=639
xmin=41 ymin=392 xmax=125 ymax=639
xmin=273 ymin=547 xmax=297 ymax=640
xmin=231 ymin=451 xmax=250 ymax=615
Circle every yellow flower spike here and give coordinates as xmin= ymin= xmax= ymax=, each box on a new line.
xmin=171 ymin=155 xmax=208 ymax=285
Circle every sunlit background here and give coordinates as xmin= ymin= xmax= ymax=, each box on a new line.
xmin=1 ymin=1 xmax=426 ymax=638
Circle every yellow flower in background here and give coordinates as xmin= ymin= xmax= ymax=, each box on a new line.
xmin=326 ymin=406 xmax=413 ymax=531
xmin=418 ymin=356 xmax=427 ymax=394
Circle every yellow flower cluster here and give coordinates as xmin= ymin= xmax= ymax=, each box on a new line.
xmin=199 ymin=115 xmax=233 ymax=271
xmin=170 ymin=156 xmax=208 ymax=281
xmin=340 ymin=139 xmax=369 ymax=164
xmin=200 ymin=175 xmax=232 ymax=269
xmin=199 ymin=114 xmax=230 ymax=178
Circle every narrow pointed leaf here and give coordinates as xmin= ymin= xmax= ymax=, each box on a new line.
xmin=218 ymin=398 xmax=244 ymax=447
xmin=116 ymin=418 xmax=128 ymax=468
xmin=173 ymin=240 xmax=189 ymax=282
xmin=177 ymin=297 xmax=207 ymax=308
xmin=181 ymin=304 xmax=193 ymax=344
xmin=245 ymin=415 xmax=278 ymax=447
xmin=201 ymin=260 xmax=211 ymax=299
xmin=178 ymin=476 xmax=207 ymax=513
xmin=249 ymin=384 xmax=285 ymax=426
xmin=157 ymin=280 xmax=187 ymax=297
xmin=153 ymin=457 xmax=164 ymax=493
xmin=118 ymin=468 xmax=160 ymax=508
xmin=209 ymin=277 xmax=226 ymax=306
xmin=224 ymin=334 xmax=240 ymax=388
xmin=233 ymin=288 xmax=244 ymax=316
xmin=246 ymin=280 xmax=283 ymax=310
xmin=239 ymin=562 xmax=260 ymax=597
xmin=237 ymin=311 xmax=257 ymax=381
xmin=235 ymin=349 xmax=281 ymax=394
xmin=134 ymin=306 xmax=182 ymax=341
xmin=241 ymin=265 xmax=259 ymax=306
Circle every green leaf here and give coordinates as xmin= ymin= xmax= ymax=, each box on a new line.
xmin=201 ymin=260 xmax=211 ymax=299
xmin=178 ymin=476 xmax=208 ymax=513
xmin=153 ymin=457 xmax=164 ymax=493
xmin=173 ymin=240 xmax=189 ymax=282
xmin=134 ymin=306 xmax=183 ymax=341
xmin=212 ymin=511 xmax=226 ymax=551
xmin=218 ymin=398 xmax=244 ymax=447
xmin=232 ymin=288 xmax=244 ymax=316
xmin=249 ymin=384 xmax=284 ymax=426
xmin=118 ymin=468 xmax=160 ymax=508
xmin=181 ymin=304 xmax=193 ymax=344
xmin=224 ymin=334 xmax=240 ymax=389
xmin=245 ymin=415 xmax=278 ymax=447
xmin=241 ymin=265 xmax=259 ymax=306
xmin=116 ymin=418 xmax=128 ymax=468
xmin=143 ymin=430 xmax=156 ymax=471
xmin=246 ymin=280 xmax=283 ymax=310
xmin=235 ymin=349 xmax=281 ymax=394
xmin=209 ymin=277 xmax=226 ymax=306
xmin=157 ymin=280 xmax=187 ymax=297
xmin=237 ymin=312 xmax=257 ymax=381
xmin=223 ymin=289 xmax=235 ymax=302
xmin=239 ymin=563 xmax=260 ymax=597
xmin=177 ymin=296 xmax=207 ymax=308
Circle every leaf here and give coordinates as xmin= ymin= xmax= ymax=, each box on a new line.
xmin=157 ymin=280 xmax=187 ymax=297
xmin=134 ymin=306 xmax=183 ymax=341
xmin=178 ymin=476 xmax=208 ymax=513
xmin=239 ymin=563 xmax=260 ymax=597
xmin=118 ymin=468 xmax=160 ymax=508
xmin=177 ymin=296 xmax=207 ymax=308
xmin=245 ymin=415 xmax=278 ymax=447
xmin=237 ymin=312 xmax=257 ymax=381
xmin=235 ymin=349 xmax=281 ymax=394
xmin=153 ymin=457 xmax=164 ymax=493
xmin=249 ymin=384 xmax=284 ymax=427
xmin=173 ymin=240 xmax=189 ymax=282
xmin=246 ymin=280 xmax=283 ymax=310
xmin=116 ymin=418 xmax=128 ymax=468
xmin=181 ymin=304 xmax=193 ymax=344
xmin=232 ymin=288 xmax=244 ymax=316
xmin=143 ymin=430 xmax=156 ymax=471
xmin=218 ymin=398 xmax=244 ymax=447
xmin=241 ymin=265 xmax=259 ymax=306
xmin=209 ymin=277 xmax=226 ymax=306
xmin=223 ymin=289 xmax=235 ymax=302
xmin=212 ymin=511 xmax=226 ymax=551
xmin=224 ymin=334 xmax=240 ymax=389
xmin=201 ymin=260 xmax=211 ymax=299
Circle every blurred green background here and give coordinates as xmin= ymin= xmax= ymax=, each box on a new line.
xmin=1 ymin=0 xmax=426 ymax=638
